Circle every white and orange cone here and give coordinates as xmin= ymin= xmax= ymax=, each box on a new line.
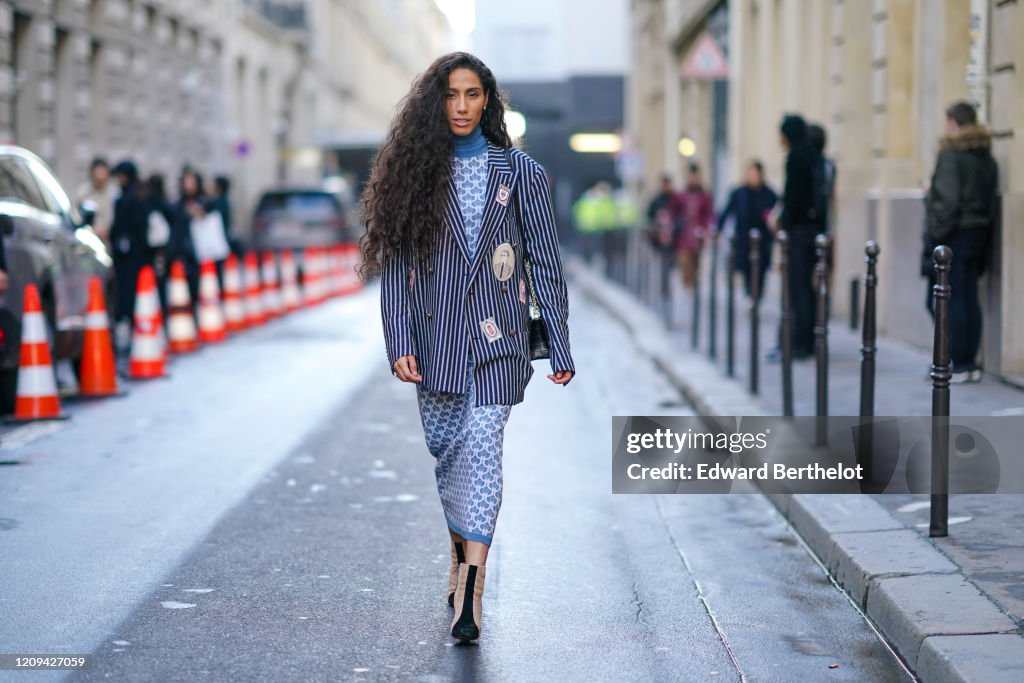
xmin=222 ymin=254 xmax=246 ymax=333
xmin=279 ymin=249 xmax=302 ymax=312
xmin=261 ymin=251 xmax=283 ymax=319
xmin=197 ymin=260 xmax=226 ymax=343
xmin=166 ymin=260 xmax=198 ymax=354
xmin=10 ymin=283 xmax=67 ymax=421
xmin=129 ymin=265 xmax=167 ymax=379
xmin=243 ymin=252 xmax=266 ymax=327
xmin=78 ymin=276 xmax=120 ymax=398
xmin=301 ymin=248 xmax=317 ymax=307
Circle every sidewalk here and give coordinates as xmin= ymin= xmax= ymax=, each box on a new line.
xmin=569 ymin=256 xmax=1024 ymax=682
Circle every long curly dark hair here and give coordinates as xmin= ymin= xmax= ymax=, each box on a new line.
xmin=358 ymin=52 xmax=513 ymax=278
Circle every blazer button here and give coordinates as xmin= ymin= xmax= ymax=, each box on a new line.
xmin=426 ymin=311 xmax=433 ymax=318
xmin=509 ymin=328 xmax=517 ymax=337
xmin=500 ymin=284 xmax=508 ymax=293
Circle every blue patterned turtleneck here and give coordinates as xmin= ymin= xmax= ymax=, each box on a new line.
xmin=451 ymin=125 xmax=489 ymax=260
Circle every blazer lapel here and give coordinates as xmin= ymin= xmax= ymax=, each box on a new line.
xmin=443 ymin=178 xmax=471 ymax=262
xmin=468 ymin=144 xmax=518 ymax=278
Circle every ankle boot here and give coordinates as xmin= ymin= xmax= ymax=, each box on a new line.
xmin=450 ymin=563 xmax=485 ymax=641
xmin=447 ymin=540 xmax=465 ymax=608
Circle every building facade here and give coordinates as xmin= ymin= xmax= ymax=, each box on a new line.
xmin=630 ymin=0 xmax=1024 ymax=378
xmin=0 ymin=0 xmax=451 ymax=235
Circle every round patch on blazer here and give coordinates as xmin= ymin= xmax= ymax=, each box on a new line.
xmin=492 ymin=242 xmax=516 ymax=282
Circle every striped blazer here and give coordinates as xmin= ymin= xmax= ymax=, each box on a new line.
xmin=381 ymin=142 xmax=575 ymax=406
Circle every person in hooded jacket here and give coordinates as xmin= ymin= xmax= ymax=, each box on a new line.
xmin=925 ymin=101 xmax=999 ymax=383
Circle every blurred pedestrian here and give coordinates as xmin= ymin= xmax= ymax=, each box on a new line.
xmin=773 ymin=114 xmax=821 ymax=360
xmin=168 ymin=167 xmax=203 ymax=303
xmin=717 ymin=160 xmax=778 ymax=300
xmin=359 ymin=51 xmax=575 ymax=643
xmin=808 ymin=123 xmax=837 ymax=310
xmin=110 ymin=160 xmax=152 ymax=350
xmin=207 ymin=175 xmax=239 ymax=258
xmin=74 ymin=157 xmax=118 ymax=249
xmin=646 ymin=175 xmax=677 ymax=303
xmin=573 ymin=182 xmax=616 ymax=264
xmin=143 ymin=174 xmax=176 ymax=312
xmin=925 ymin=100 xmax=1000 ymax=383
xmin=669 ymin=162 xmax=713 ymax=291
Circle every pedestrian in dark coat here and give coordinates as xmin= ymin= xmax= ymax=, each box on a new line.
xmin=924 ymin=101 xmax=1000 ymax=383
xmin=170 ymin=168 xmax=203 ymax=302
xmin=717 ymin=160 xmax=778 ymax=299
xmin=360 ymin=51 xmax=574 ymax=644
xmin=777 ymin=114 xmax=822 ymax=359
xmin=110 ymin=160 xmax=153 ymax=331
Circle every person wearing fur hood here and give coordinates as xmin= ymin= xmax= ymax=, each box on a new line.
xmin=924 ymin=101 xmax=1000 ymax=383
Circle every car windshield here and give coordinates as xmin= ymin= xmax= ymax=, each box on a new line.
xmin=258 ymin=193 xmax=339 ymax=218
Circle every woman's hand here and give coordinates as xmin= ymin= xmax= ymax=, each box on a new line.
xmin=392 ymin=355 xmax=422 ymax=383
xmin=547 ymin=370 xmax=574 ymax=385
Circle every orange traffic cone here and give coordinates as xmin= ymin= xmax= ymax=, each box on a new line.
xmin=243 ymin=252 xmax=266 ymax=326
xmin=129 ymin=265 xmax=167 ymax=379
xmin=166 ymin=260 xmax=198 ymax=353
xmin=261 ymin=251 xmax=283 ymax=319
xmin=10 ymin=283 xmax=67 ymax=421
xmin=301 ymin=248 xmax=316 ymax=307
xmin=78 ymin=276 xmax=120 ymax=398
xmin=197 ymin=261 xmax=226 ymax=343
xmin=279 ymin=249 xmax=302 ymax=312
xmin=222 ymin=254 xmax=246 ymax=333
xmin=330 ymin=246 xmax=343 ymax=297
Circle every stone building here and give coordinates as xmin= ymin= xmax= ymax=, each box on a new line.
xmin=0 ymin=0 xmax=451 ymax=234
xmin=629 ymin=0 xmax=1024 ymax=379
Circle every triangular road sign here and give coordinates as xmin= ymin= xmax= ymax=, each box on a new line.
xmin=681 ymin=32 xmax=728 ymax=80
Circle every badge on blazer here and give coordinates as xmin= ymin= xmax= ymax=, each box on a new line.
xmin=518 ymin=278 xmax=527 ymax=304
xmin=480 ymin=317 xmax=503 ymax=343
xmin=492 ymin=242 xmax=515 ymax=282
xmin=497 ymin=183 xmax=511 ymax=207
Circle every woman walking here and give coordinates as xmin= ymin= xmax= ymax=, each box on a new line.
xmin=359 ymin=52 xmax=575 ymax=643
xmin=716 ymin=160 xmax=778 ymax=299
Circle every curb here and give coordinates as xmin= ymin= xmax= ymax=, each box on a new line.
xmin=569 ymin=259 xmax=1024 ymax=682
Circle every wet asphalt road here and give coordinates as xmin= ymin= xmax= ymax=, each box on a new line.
xmin=0 ymin=284 xmax=910 ymax=682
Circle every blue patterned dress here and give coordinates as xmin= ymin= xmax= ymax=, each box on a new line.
xmin=415 ymin=127 xmax=512 ymax=546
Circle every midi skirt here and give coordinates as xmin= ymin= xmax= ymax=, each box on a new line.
xmin=416 ymin=348 xmax=511 ymax=545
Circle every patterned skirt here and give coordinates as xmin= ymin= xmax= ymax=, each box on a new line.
xmin=416 ymin=348 xmax=511 ymax=545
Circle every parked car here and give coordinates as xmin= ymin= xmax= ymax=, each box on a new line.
xmin=0 ymin=145 xmax=114 ymax=410
xmin=250 ymin=189 xmax=350 ymax=250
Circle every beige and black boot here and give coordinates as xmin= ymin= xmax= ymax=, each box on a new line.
xmin=447 ymin=540 xmax=465 ymax=608
xmin=450 ymin=563 xmax=485 ymax=642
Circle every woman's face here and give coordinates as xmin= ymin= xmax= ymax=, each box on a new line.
xmin=446 ymin=67 xmax=489 ymax=136
xmin=183 ymin=173 xmax=199 ymax=196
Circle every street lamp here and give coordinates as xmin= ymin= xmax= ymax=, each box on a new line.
xmin=678 ymin=137 xmax=697 ymax=157
xmin=505 ymin=109 xmax=527 ymax=141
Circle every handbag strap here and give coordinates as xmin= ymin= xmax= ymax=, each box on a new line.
xmin=503 ymin=148 xmax=541 ymax=318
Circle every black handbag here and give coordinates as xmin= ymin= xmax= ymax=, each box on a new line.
xmin=505 ymin=152 xmax=551 ymax=360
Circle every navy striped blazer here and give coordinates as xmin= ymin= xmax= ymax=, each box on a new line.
xmin=381 ymin=142 xmax=574 ymax=406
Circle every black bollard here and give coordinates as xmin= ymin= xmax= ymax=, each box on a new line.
xmin=814 ymin=234 xmax=830 ymax=447
xmin=709 ymin=233 xmax=719 ymax=360
xmin=691 ymin=241 xmax=702 ymax=350
xmin=850 ymin=275 xmax=860 ymax=331
xmin=726 ymin=234 xmax=736 ymax=377
xmin=930 ymin=245 xmax=953 ymax=538
xmin=777 ymin=231 xmax=793 ymax=418
xmin=858 ymin=242 xmax=880 ymax=483
xmin=749 ymin=229 xmax=762 ymax=395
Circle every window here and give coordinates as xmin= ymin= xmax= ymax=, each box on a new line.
xmin=0 ymin=157 xmax=48 ymax=211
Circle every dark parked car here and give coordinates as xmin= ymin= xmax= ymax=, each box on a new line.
xmin=0 ymin=145 xmax=114 ymax=409
xmin=251 ymin=189 xmax=350 ymax=250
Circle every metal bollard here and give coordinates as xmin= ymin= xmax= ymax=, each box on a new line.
xmin=858 ymin=242 xmax=880 ymax=483
xmin=930 ymin=245 xmax=953 ymax=538
xmin=691 ymin=241 xmax=702 ymax=350
xmin=777 ymin=231 xmax=793 ymax=417
xmin=749 ymin=229 xmax=762 ymax=395
xmin=814 ymin=234 xmax=830 ymax=447
xmin=726 ymin=234 xmax=736 ymax=377
xmin=709 ymin=233 xmax=719 ymax=360
xmin=850 ymin=275 xmax=860 ymax=331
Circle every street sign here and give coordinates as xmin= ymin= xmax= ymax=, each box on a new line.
xmin=681 ymin=32 xmax=728 ymax=80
